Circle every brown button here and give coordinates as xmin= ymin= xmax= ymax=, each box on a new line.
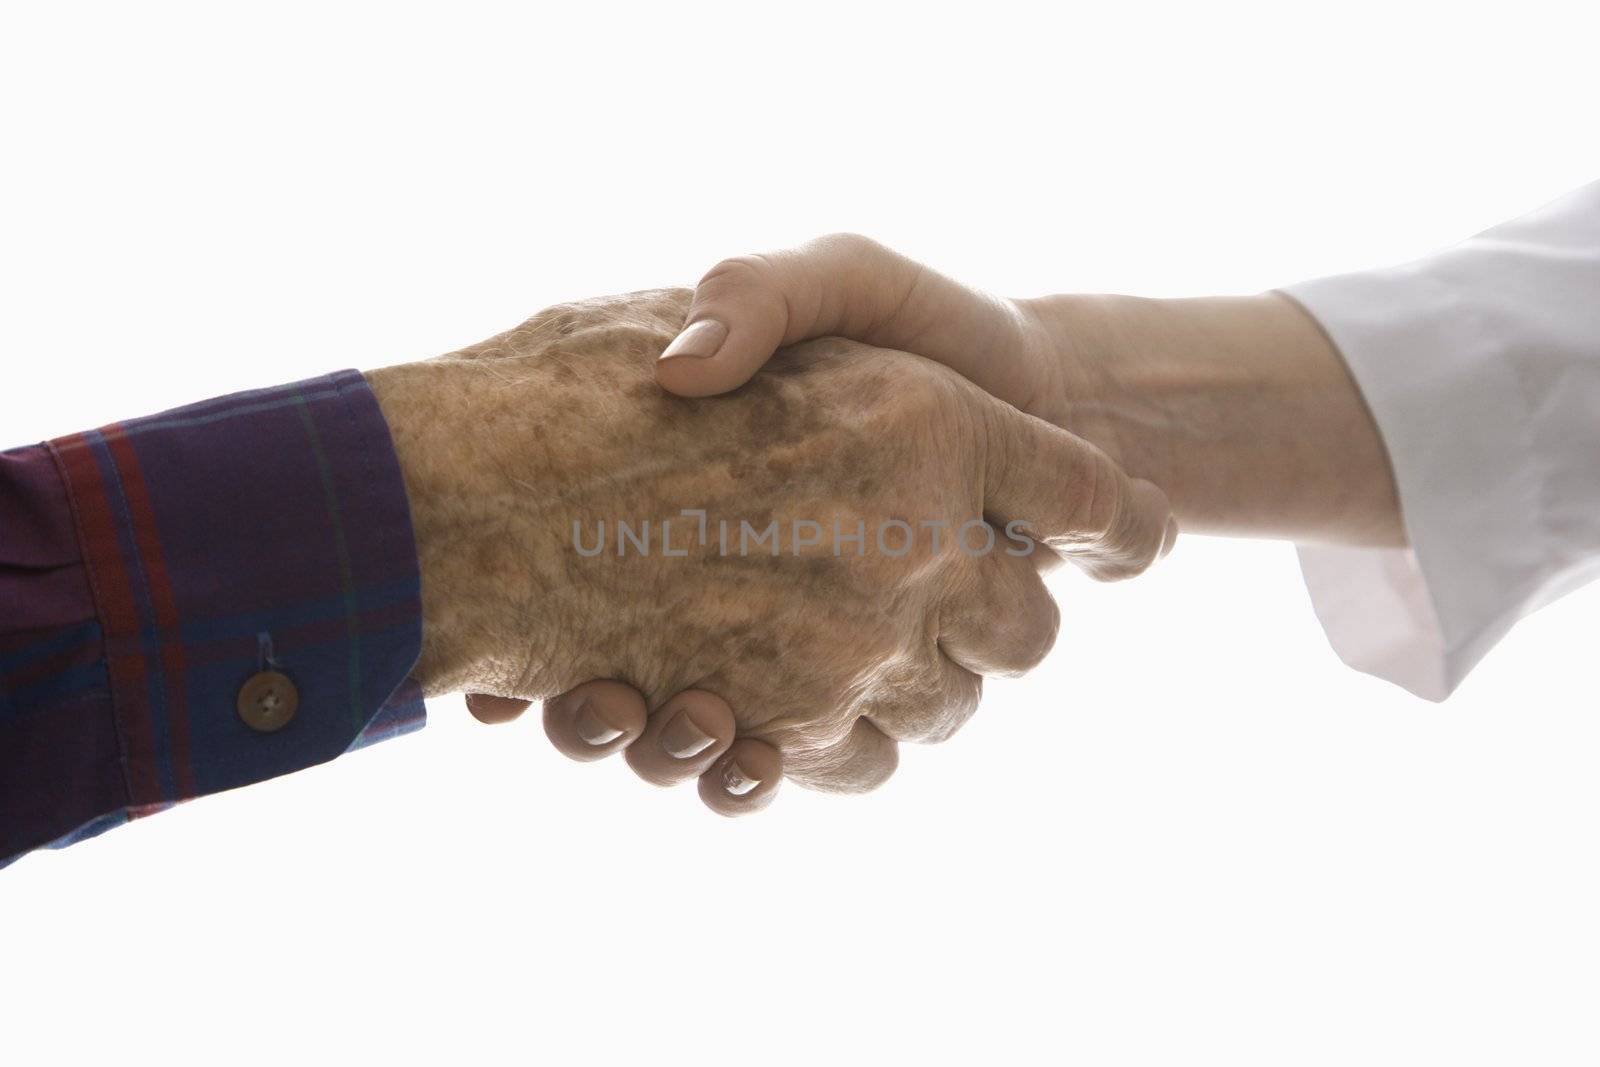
xmin=238 ymin=670 xmax=299 ymax=732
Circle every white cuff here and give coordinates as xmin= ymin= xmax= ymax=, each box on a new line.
xmin=1281 ymin=182 xmax=1600 ymax=700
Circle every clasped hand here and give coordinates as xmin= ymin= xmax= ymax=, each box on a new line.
xmin=367 ymin=255 xmax=1174 ymax=814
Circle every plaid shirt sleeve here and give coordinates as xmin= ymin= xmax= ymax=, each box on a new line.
xmin=0 ymin=370 xmax=425 ymax=867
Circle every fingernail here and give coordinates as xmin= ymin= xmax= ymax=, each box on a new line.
xmin=659 ymin=710 xmax=716 ymax=759
xmin=574 ymin=701 xmax=624 ymax=745
xmin=1160 ymin=517 xmax=1179 ymax=558
xmin=658 ymin=319 xmax=727 ymax=362
xmin=723 ymin=759 xmax=760 ymax=796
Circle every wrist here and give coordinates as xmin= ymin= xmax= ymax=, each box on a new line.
xmin=366 ymin=359 xmax=569 ymax=697
xmin=1022 ymin=292 xmax=1403 ymax=545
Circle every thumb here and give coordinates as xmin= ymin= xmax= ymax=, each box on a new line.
xmin=981 ymin=398 xmax=1177 ymax=582
xmin=654 ymin=252 xmax=792 ymax=397
xmin=656 ymin=234 xmax=1027 ymax=399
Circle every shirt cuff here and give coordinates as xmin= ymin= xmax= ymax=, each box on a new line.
xmin=1280 ymin=180 xmax=1600 ymax=699
xmin=43 ymin=370 xmax=423 ymax=823
xmin=1280 ymin=268 xmax=1540 ymax=700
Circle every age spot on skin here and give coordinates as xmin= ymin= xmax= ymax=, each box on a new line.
xmin=388 ymin=285 xmax=1017 ymax=794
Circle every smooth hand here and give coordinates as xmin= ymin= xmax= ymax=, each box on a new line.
xmin=654 ymin=234 xmax=1401 ymax=545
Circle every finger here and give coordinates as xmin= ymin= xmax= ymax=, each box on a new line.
xmin=624 ymin=689 xmax=737 ymax=786
xmin=785 ymin=718 xmax=900 ymax=795
xmin=982 ymin=400 xmax=1176 ymax=582
xmin=541 ymin=680 xmax=648 ymax=762
xmin=699 ymin=738 xmax=784 ymax=816
xmin=466 ymin=693 xmax=531 ymax=724
xmin=865 ymin=655 xmax=984 ymax=745
xmin=938 ymin=545 xmax=1061 ymax=677
xmin=655 ymin=234 xmax=1035 ymax=401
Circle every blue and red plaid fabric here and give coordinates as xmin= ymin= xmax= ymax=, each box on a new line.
xmin=0 ymin=371 xmax=424 ymax=867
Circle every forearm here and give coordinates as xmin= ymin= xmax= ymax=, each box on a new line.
xmin=1029 ymin=292 xmax=1404 ymax=547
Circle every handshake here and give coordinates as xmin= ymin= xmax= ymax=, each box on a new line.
xmin=365 ymin=236 xmax=1400 ymax=814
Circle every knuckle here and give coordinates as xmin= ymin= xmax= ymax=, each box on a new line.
xmin=1066 ymin=453 xmax=1122 ymax=546
xmin=514 ymin=302 xmax=586 ymax=341
xmin=893 ymin=364 xmax=979 ymax=442
xmin=819 ymin=746 xmax=900 ymax=795
xmin=781 ymin=717 xmax=899 ymax=795
xmin=844 ymin=363 xmax=973 ymax=469
xmin=923 ymin=672 xmax=983 ymax=744
xmin=693 ymin=254 xmax=792 ymax=325
xmin=1082 ymin=543 xmax=1152 ymax=582
xmin=697 ymin=253 xmax=778 ymax=297
xmin=866 ymin=661 xmax=983 ymax=745
xmin=1077 ymin=480 xmax=1169 ymax=582
xmin=1006 ymin=594 xmax=1061 ymax=674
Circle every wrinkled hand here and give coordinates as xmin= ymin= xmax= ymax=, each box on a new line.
xmin=369 ymin=288 xmax=1173 ymax=811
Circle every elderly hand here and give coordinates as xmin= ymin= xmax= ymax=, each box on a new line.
xmin=369 ymin=288 xmax=1173 ymax=812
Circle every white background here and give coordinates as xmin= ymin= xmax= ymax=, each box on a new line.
xmin=3 ymin=2 xmax=1598 ymax=1064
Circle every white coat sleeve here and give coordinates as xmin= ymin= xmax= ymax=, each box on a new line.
xmin=1280 ymin=180 xmax=1600 ymax=701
